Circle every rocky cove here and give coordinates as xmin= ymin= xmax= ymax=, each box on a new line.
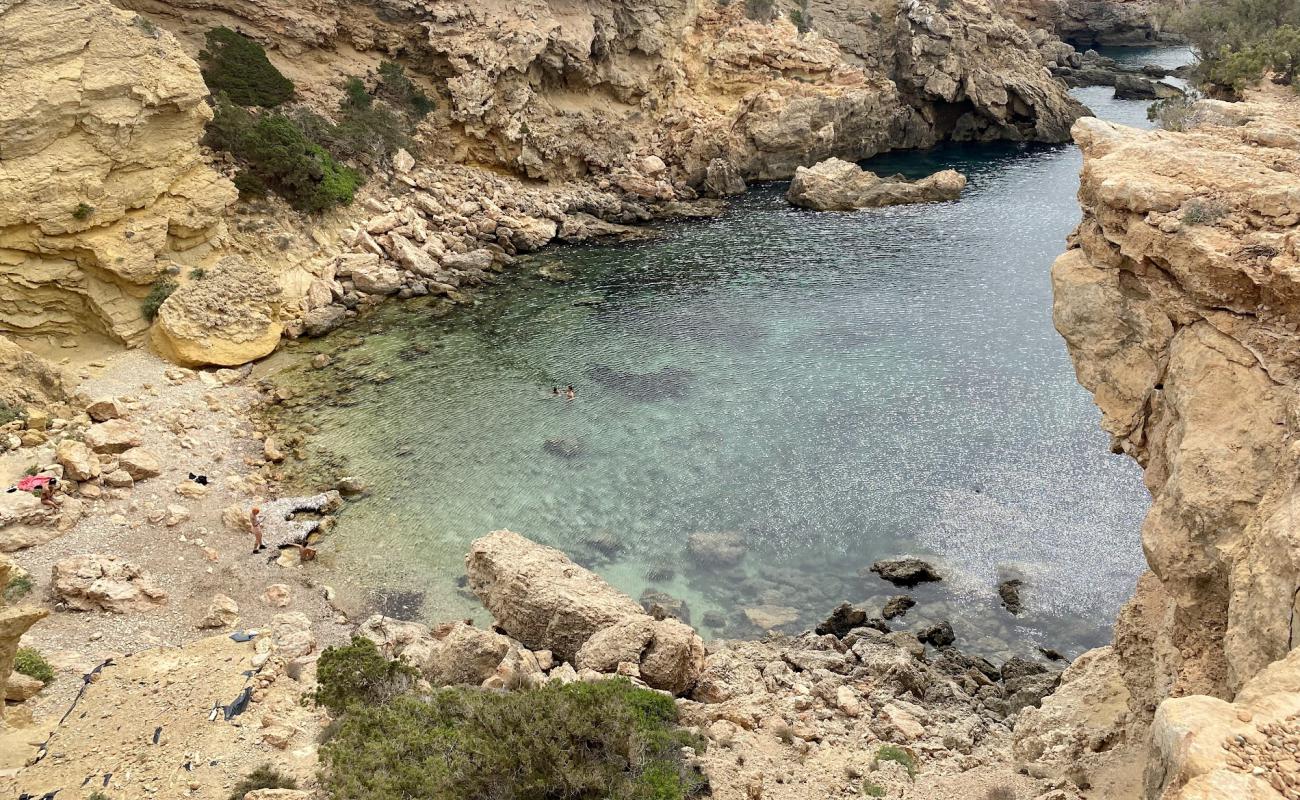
xmin=0 ymin=0 xmax=1297 ymax=798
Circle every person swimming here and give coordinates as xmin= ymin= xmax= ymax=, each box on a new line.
xmin=565 ymin=385 xmax=576 ymax=400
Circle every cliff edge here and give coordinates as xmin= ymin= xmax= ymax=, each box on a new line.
xmin=1033 ymin=89 xmax=1300 ymax=799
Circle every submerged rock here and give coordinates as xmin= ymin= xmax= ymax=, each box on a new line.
xmin=641 ymin=589 xmax=691 ymax=624
xmin=867 ymin=557 xmax=943 ymax=587
xmin=543 ymin=437 xmax=584 ymax=459
xmin=786 ymin=158 xmax=966 ymax=211
xmin=999 ymin=579 xmax=1025 ymax=614
xmin=881 ymin=594 xmax=916 ymax=619
xmin=687 ymin=531 xmax=746 ymax=567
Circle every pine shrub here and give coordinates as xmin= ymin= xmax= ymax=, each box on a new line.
xmin=199 ymin=27 xmax=294 ymax=107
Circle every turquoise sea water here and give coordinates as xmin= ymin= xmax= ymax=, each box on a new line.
xmin=273 ymin=62 xmax=1189 ymax=661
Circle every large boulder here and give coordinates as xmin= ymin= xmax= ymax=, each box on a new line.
xmin=118 ymin=447 xmax=161 ymax=480
xmin=466 ymin=530 xmax=705 ymax=694
xmin=151 ymin=256 xmax=284 ymax=367
xmin=358 ymin=614 xmax=513 ymax=687
xmin=868 ymin=557 xmax=943 ymax=587
xmin=52 ymin=554 xmax=167 ymax=613
xmin=786 ymin=158 xmax=966 ymax=211
xmin=55 ymin=439 xmax=100 ymax=481
xmin=83 ymin=419 xmax=143 ymax=454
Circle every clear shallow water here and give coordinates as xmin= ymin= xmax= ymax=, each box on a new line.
xmin=271 ymin=74 xmax=1188 ymax=662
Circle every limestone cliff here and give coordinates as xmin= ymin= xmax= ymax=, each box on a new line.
xmin=1001 ymin=0 xmax=1184 ymax=46
xmin=121 ymin=0 xmax=1086 ymax=184
xmin=0 ymin=0 xmax=237 ymax=345
xmin=1041 ymin=90 xmax=1300 ymax=798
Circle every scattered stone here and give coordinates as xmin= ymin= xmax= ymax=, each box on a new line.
xmin=262 ymin=584 xmax=292 ymax=608
xmin=118 ymin=447 xmax=161 ymax=480
xmin=5 ymin=672 xmax=43 ymax=702
xmin=85 ymin=397 xmax=123 ymax=422
xmin=197 ymin=594 xmax=239 ymax=629
xmin=102 ymin=469 xmax=133 ymax=488
xmin=815 ymin=602 xmax=887 ymax=638
xmin=868 ymin=558 xmax=943 ymax=587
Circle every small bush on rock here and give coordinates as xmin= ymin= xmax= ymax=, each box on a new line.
xmin=313 ymin=635 xmax=418 ymax=714
xmin=1183 ymin=198 xmax=1229 ymax=225
xmin=378 ymin=59 xmax=435 ymax=118
xmin=199 ymin=27 xmax=294 ymax=107
xmin=141 ymin=278 xmax=177 ymax=321
xmin=874 ymin=745 xmax=917 ymax=779
xmin=0 ymin=401 xmax=23 ymax=428
xmin=228 ymin=764 xmax=297 ymax=800
xmin=319 ymin=678 xmax=708 ymax=800
xmin=861 ymin=779 xmax=887 ymax=797
xmin=13 ymin=647 xmax=53 ymax=684
xmin=4 ymin=573 xmax=33 ymax=603
xmin=72 ymin=202 xmax=93 ymax=220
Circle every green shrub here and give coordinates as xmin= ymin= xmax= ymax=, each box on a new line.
xmin=788 ymin=5 xmax=811 ymax=33
xmin=0 ymin=401 xmax=23 ymax=428
xmin=319 ymin=678 xmax=708 ymax=800
xmin=342 ymin=76 xmax=373 ymax=111
xmin=88 ymin=793 xmax=111 ymax=800
xmin=1183 ymin=198 xmax=1229 ymax=225
xmin=1147 ymin=95 xmax=1200 ymax=130
xmin=1178 ymin=0 xmax=1300 ymax=92
xmin=141 ymin=278 xmax=177 ymax=321
xmin=228 ymin=764 xmax=297 ymax=800
xmin=13 ymin=647 xmax=53 ymax=684
xmin=232 ymin=170 xmax=268 ymax=199
xmin=72 ymin=202 xmax=94 ymax=220
xmin=862 ymin=780 xmax=887 ymax=798
xmin=3 ymin=573 xmax=33 ymax=603
xmin=1206 ymin=26 xmax=1300 ymax=93
xmin=313 ymin=635 xmax=418 ymax=715
xmin=188 ymin=267 xmax=207 ymax=280
xmin=377 ymin=60 xmax=435 ymax=118
xmin=874 ymin=745 xmax=917 ymax=779
xmin=132 ymin=14 xmax=158 ymax=37
xmin=205 ymin=98 xmax=362 ymax=212
xmin=199 ymin=27 xmax=294 ymax=107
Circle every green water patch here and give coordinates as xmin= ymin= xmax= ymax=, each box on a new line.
xmin=266 ymin=85 xmax=1182 ymax=662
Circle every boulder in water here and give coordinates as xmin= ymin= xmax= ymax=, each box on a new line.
xmin=867 ymin=557 xmax=943 ymax=587
xmin=917 ymin=620 xmax=955 ymax=647
xmin=687 ymin=531 xmax=746 ymax=567
xmin=786 ymin=158 xmax=966 ymax=211
xmin=816 ymin=602 xmax=889 ymax=638
xmin=999 ymin=579 xmax=1024 ymax=614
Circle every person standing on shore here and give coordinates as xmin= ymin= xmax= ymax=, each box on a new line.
xmin=250 ymin=506 xmax=266 ymax=554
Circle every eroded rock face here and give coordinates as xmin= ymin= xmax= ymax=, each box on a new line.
xmin=466 ymin=530 xmax=704 ymax=694
xmin=1053 ymin=96 xmax=1300 ymax=715
xmin=1002 ymin=0 xmax=1183 ymax=46
xmin=787 ymin=158 xmax=966 ymax=211
xmin=150 ymin=256 xmax=284 ymax=367
xmin=0 ymin=0 xmax=236 ymax=344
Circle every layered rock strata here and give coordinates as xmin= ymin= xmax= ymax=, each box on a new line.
xmin=1004 ymin=0 xmax=1184 ymax=46
xmin=0 ymin=0 xmax=236 ymax=344
xmin=1038 ymin=90 xmax=1300 ymax=797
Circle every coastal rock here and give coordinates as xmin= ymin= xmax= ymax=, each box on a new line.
xmin=815 ymin=602 xmax=888 ymax=638
xmin=151 ymin=256 xmax=284 ymax=367
xmin=465 ymin=530 xmax=703 ymax=693
xmin=302 ymin=304 xmax=347 ymax=337
xmin=1052 ymin=96 xmax=1300 ymax=718
xmin=51 ymin=554 xmax=167 ymax=613
xmin=703 ymin=158 xmax=747 ymax=197
xmin=999 ymin=579 xmax=1025 ymax=614
xmin=869 ymin=557 xmax=943 ymax=587
xmin=423 ymin=621 xmax=512 ymax=686
xmin=1013 ymin=646 xmax=1131 ymax=780
xmin=349 ymin=261 xmax=403 ymax=295
xmin=744 ymin=605 xmax=800 ymax=631
xmin=917 ymin=621 xmax=956 ymax=648
xmin=787 ymin=159 xmax=966 ymax=211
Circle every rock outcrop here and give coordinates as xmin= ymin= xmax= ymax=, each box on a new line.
xmin=0 ymin=0 xmax=236 ymax=344
xmin=1043 ymin=89 xmax=1300 ymax=797
xmin=787 ymin=158 xmax=966 ymax=211
xmin=466 ymin=530 xmax=705 ymax=694
xmin=0 ymin=555 xmax=46 ymax=721
xmin=52 ymin=553 xmax=168 ymax=612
